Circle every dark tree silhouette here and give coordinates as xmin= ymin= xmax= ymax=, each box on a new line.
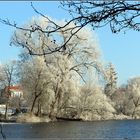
xmin=1 ymin=1 xmax=140 ymax=56
xmin=61 ymin=1 xmax=140 ymax=33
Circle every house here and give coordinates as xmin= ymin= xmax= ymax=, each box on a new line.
xmin=4 ymin=85 xmax=23 ymax=98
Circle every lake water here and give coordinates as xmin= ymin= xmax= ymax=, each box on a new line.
xmin=0 ymin=120 xmax=140 ymax=139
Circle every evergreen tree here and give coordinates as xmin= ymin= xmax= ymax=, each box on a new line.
xmin=104 ymin=63 xmax=117 ymax=96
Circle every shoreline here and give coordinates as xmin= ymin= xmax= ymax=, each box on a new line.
xmin=0 ymin=116 xmax=137 ymax=123
xmin=0 ymin=118 xmax=139 ymax=124
xmin=0 ymin=112 xmax=137 ymax=123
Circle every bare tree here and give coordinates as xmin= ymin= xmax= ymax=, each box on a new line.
xmin=1 ymin=1 xmax=140 ymax=56
xmin=61 ymin=1 xmax=140 ymax=33
xmin=0 ymin=61 xmax=17 ymax=119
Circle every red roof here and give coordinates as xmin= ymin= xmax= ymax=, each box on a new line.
xmin=6 ymin=86 xmax=22 ymax=91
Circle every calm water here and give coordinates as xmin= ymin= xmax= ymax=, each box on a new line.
xmin=0 ymin=120 xmax=140 ymax=139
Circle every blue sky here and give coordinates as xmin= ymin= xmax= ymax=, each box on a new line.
xmin=0 ymin=1 xmax=140 ymax=85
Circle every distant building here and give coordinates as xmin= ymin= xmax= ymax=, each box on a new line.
xmin=3 ymin=85 xmax=23 ymax=98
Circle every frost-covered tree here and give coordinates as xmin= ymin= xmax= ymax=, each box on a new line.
xmin=0 ymin=61 xmax=17 ymax=88
xmin=9 ymin=16 xmax=103 ymax=69
xmin=124 ymin=77 xmax=140 ymax=118
xmin=13 ymin=16 xmax=104 ymax=119
xmin=19 ymin=57 xmax=51 ymax=116
xmin=111 ymin=86 xmax=127 ymax=115
xmin=104 ymin=63 xmax=117 ymax=97
xmin=78 ymin=83 xmax=116 ymax=120
xmin=18 ymin=51 xmax=80 ymax=118
xmin=11 ymin=17 xmax=102 ymax=74
xmin=0 ymin=61 xmax=17 ymax=119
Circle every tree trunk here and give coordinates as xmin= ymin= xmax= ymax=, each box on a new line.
xmin=132 ymin=98 xmax=140 ymax=118
xmin=4 ymin=103 xmax=8 ymax=120
xmin=49 ymin=101 xmax=56 ymax=119
xmin=132 ymin=107 xmax=136 ymax=119
xmin=31 ymin=96 xmax=38 ymax=113
xmin=37 ymin=100 xmax=42 ymax=117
